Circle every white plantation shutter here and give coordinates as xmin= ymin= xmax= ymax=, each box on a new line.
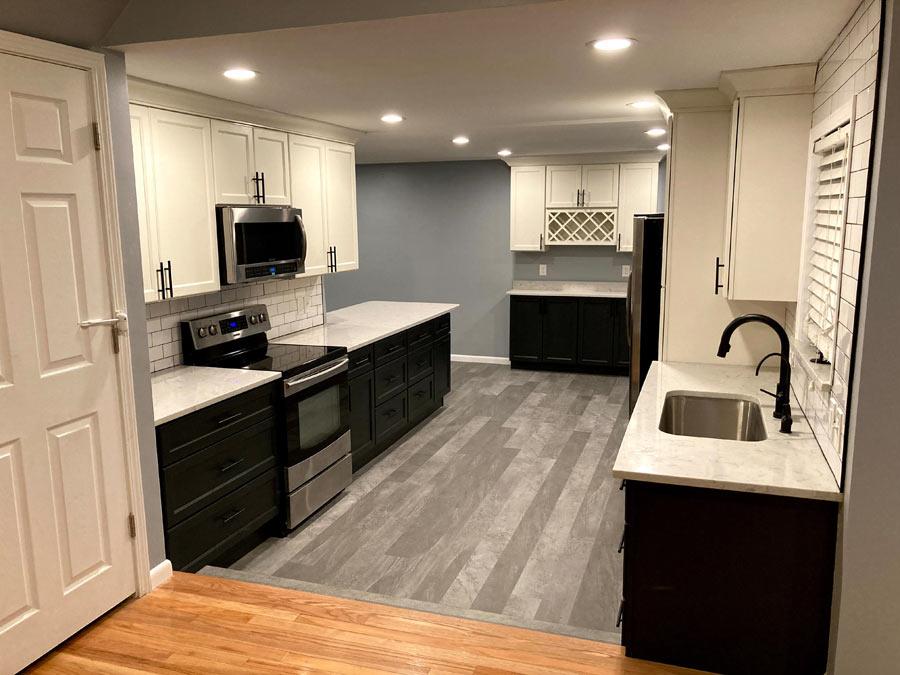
xmin=804 ymin=123 xmax=851 ymax=363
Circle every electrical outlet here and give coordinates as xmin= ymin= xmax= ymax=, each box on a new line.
xmin=622 ymin=264 xmax=631 ymax=278
xmin=539 ymin=264 xmax=547 ymax=277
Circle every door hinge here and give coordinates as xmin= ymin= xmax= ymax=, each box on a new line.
xmin=128 ymin=513 xmax=136 ymax=538
xmin=92 ymin=122 xmax=101 ymax=151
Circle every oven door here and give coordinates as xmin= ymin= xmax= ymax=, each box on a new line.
xmin=282 ymin=358 xmax=350 ymax=492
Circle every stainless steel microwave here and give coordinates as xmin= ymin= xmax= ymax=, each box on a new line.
xmin=216 ymin=204 xmax=307 ymax=285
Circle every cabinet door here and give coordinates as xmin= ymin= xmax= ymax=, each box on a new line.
xmin=324 ymin=141 xmax=359 ymax=272
xmin=148 ymin=108 xmax=220 ymax=298
xmin=612 ymin=299 xmax=631 ymax=367
xmin=583 ymin=164 xmax=619 ymax=207
xmin=617 ymin=163 xmax=659 ymax=252
xmin=510 ymin=296 xmax=543 ymax=362
xmin=211 ymin=120 xmax=255 ymax=204
xmin=510 ymin=166 xmax=546 ymax=251
xmin=578 ymin=298 xmax=615 ymax=366
xmin=349 ymin=371 xmax=375 ymax=460
xmin=546 ymin=165 xmax=581 ymax=207
xmin=542 ymin=298 xmax=579 ymax=363
xmin=129 ymin=105 xmax=163 ymax=302
xmin=434 ymin=334 xmax=451 ymax=399
xmin=253 ymin=127 xmax=291 ymax=205
xmin=288 ymin=135 xmax=329 ymax=276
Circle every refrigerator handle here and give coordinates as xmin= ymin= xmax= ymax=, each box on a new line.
xmin=625 ymin=271 xmax=633 ymax=348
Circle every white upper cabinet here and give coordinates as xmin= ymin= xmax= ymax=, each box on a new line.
xmin=288 ymin=134 xmax=329 ymax=277
xmin=510 ymin=166 xmax=547 ymax=251
xmin=324 ymin=141 xmax=359 ymax=273
xmin=723 ymin=93 xmax=812 ymax=301
xmin=545 ymin=166 xmax=582 ymax=207
xmin=147 ymin=108 xmax=220 ymax=298
xmin=582 ymin=164 xmax=619 ymax=207
xmin=253 ymin=127 xmax=291 ymax=205
xmin=211 ymin=120 xmax=255 ymax=204
xmin=616 ymin=163 xmax=659 ymax=252
xmin=129 ymin=105 xmax=162 ymax=302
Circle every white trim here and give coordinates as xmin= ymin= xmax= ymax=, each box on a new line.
xmin=0 ymin=28 xmax=151 ymax=597
xmin=451 ymin=354 xmax=511 ymax=365
xmin=504 ymin=150 xmax=664 ymax=167
xmin=149 ymin=560 xmax=173 ymax=590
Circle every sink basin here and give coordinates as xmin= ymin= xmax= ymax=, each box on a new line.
xmin=659 ymin=391 xmax=768 ymax=442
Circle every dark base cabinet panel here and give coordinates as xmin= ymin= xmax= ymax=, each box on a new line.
xmin=509 ymin=296 xmax=542 ymax=362
xmin=541 ymin=297 xmax=579 ymax=363
xmin=623 ymin=481 xmax=838 ymax=675
xmin=578 ymin=298 xmax=615 ymax=367
xmin=348 ymin=370 xmax=376 ymax=462
xmin=434 ymin=334 xmax=451 ymax=399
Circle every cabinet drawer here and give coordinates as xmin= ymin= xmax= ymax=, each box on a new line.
xmin=166 ymin=470 xmax=278 ymax=572
xmin=374 ymin=357 xmax=407 ymax=404
xmin=348 ymin=345 xmax=373 ymax=378
xmin=156 ymin=384 xmax=277 ymax=467
xmin=406 ymin=322 xmax=434 ymax=350
xmin=433 ymin=313 xmax=451 ymax=336
xmin=162 ymin=417 xmax=277 ymax=527
xmin=373 ymin=332 xmax=407 ymax=366
xmin=408 ymin=374 xmax=436 ymax=423
xmin=375 ymin=391 xmax=408 ymax=444
xmin=408 ymin=343 xmax=434 ymax=383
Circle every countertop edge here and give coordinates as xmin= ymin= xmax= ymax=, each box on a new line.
xmin=506 ymin=290 xmax=627 ymax=298
xmin=153 ymin=370 xmax=281 ymax=427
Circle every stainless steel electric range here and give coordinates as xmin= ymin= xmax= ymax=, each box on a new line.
xmin=181 ymin=304 xmax=351 ymax=530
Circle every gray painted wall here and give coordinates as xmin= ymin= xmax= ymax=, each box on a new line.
xmin=102 ymin=50 xmax=166 ymax=567
xmin=513 ymin=247 xmax=632 ymax=281
xmin=324 ymin=161 xmax=514 ymax=358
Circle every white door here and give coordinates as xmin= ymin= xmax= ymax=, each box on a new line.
xmin=211 ymin=120 xmax=255 ymax=204
xmin=253 ymin=128 xmax=291 ymax=206
xmin=129 ymin=105 xmax=163 ymax=302
xmin=324 ymin=142 xmax=359 ymax=273
xmin=0 ymin=52 xmax=136 ymax=674
xmin=149 ymin=109 xmax=220 ymax=298
xmin=289 ymin=135 xmax=329 ymax=277
xmin=616 ymin=163 xmax=659 ymax=252
xmin=510 ymin=166 xmax=546 ymax=251
xmin=545 ymin=165 xmax=581 ymax=207
xmin=582 ymin=164 xmax=619 ymax=207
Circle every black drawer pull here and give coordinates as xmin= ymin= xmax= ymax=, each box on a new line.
xmin=216 ymin=412 xmax=244 ymax=426
xmin=616 ymin=601 xmax=624 ymax=628
xmin=416 ymin=360 xmax=428 ymax=367
xmin=415 ymin=332 xmax=428 ymax=340
xmin=414 ymin=390 xmax=426 ymax=398
xmin=219 ymin=458 xmax=246 ymax=474
xmin=220 ymin=507 xmax=246 ymax=525
xmin=618 ymin=529 xmax=625 ymax=554
xmin=387 ymin=344 xmax=403 ymax=353
xmin=353 ymin=356 xmax=370 ymax=366
xmin=619 ymin=479 xmax=626 ymax=491
xmin=386 ymin=375 xmax=400 ymax=383
xmin=384 ymin=408 xmax=399 ymax=418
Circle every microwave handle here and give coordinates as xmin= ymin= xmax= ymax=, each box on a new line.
xmin=295 ymin=214 xmax=307 ymax=268
xmin=283 ymin=358 xmax=348 ymax=397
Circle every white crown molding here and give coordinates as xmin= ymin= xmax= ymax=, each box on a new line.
xmin=719 ymin=63 xmax=817 ymax=100
xmin=656 ymin=88 xmax=732 ymax=114
xmin=503 ymin=150 xmax=664 ymax=167
xmin=127 ymin=77 xmax=365 ymax=145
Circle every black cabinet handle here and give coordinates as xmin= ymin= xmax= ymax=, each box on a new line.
xmin=259 ymin=171 xmax=266 ymax=204
xmin=385 ymin=408 xmax=399 ymax=418
xmin=252 ymin=171 xmax=261 ymax=203
xmin=416 ymin=360 xmax=428 ymax=367
xmin=216 ymin=412 xmax=243 ymax=426
xmin=618 ymin=528 xmax=626 ymax=554
xmin=386 ymin=375 xmax=400 ymax=383
xmin=619 ymin=479 xmax=626 ymax=491
xmin=616 ymin=601 xmax=624 ymax=628
xmin=220 ymin=507 xmax=246 ymax=525
xmin=387 ymin=344 xmax=404 ymax=353
xmin=218 ymin=458 xmax=246 ymax=474
xmin=715 ymin=256 xmax=725 ymax=295
xmin=414 ymin=390 xmax=426 ymax=398
xmin=156 ymin=262 xmax=166 ymax=299
xmin=165 ymin=260 xmax=173 ymax=298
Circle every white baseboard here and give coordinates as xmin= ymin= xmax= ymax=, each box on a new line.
xmin=451 ymin=354 xmax=511 ymax=365
xmin=149 ymin=559 xmax=173 ymax=590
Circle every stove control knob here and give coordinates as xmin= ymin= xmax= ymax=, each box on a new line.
xmin=197 ymin=327 xmax=207 ymax=338
xmin=249 ymin=315 xmax=258 ymax=325
xmin=208 ymin=325 xmax=218 ymax=336
xmin=258 ymin=312 xmax=266 ymax=323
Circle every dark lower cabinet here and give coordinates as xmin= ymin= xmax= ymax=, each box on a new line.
xmin=622 ymin=480 xmax=838 ymax=675
xmin=510 ymin=294 xmax=628 ymax=371
xmin=349 ymin=314 xmax=452 ymax=472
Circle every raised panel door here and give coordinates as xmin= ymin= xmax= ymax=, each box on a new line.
xmin=509 ymin=296 xmax=542 ymax=362
xmin=288 ymin=135 xmax=328 ymax=276
xmin=253 ymin=127 xmax=291 ymax=205
xmin=583 ymin=164 xmax=619 ymax=207
xmin=617 ymin=163 xmax=659 ymax=252
xmin=211 ymin=120 xmax=255 ymax=204
xmin=578 ymin=298 xmax=615 ymax=366
xmin=324 ymin=142 xmax=359 ymax=272
xmin=510 ymin=166 xmax=546 ymax=251
xmin=541 ymin=298 xmax=579 ymax=363
xmin=128 ymin=105 xmax=162 ymax=302
xmin=546 ymin=165 xmax=581 ymax=207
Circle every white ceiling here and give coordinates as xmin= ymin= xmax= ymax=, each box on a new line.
xmin=119 ymin=0 xmax=859 ymax=163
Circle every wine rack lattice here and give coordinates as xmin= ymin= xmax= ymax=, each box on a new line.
xmin=546 ymin=209 xmax=617 ymax=245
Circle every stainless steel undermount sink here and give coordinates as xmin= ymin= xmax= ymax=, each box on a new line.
xmin=659 ymin=391 xmax=768 ymax=442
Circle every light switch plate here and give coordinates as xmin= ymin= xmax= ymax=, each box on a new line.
xmin=539 ymin=264 xmax=547 ymax=277
xmin=622 ymin=264 xmax=631 ymax=277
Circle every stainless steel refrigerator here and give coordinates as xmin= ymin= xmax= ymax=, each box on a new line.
xmin=627 ymin=213 xmax=665 ymax=412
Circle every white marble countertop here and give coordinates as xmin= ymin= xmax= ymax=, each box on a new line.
xmin=613 ymin=361 xmax=842 ymax=502
xmin=151 ymin=366 xmax=281 ymax=426
xmin=275 ymin=301 xmax=459 ymax=352
xmin=506 ymin=281 xmax=627 ymax=298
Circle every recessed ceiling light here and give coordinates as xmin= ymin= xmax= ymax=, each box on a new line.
xmin=452 ymin=136 xmax=470 ymax=146
xmin=223 ymin=68 xmax=257 ymax=81
xmin=497 ymin=149 xmax=512 ymax=157
xmin=657 ymin=143 xmax=671 ymax=151
xmin=628 ymin=100 xmax=656 ymax=110
xmin=380 ymin=113 xmax=404 ymax=124
xmin=645 ymin=127 xmax=667 ymax=137
xmin=588 ymin=37 xmax=635 ymax=52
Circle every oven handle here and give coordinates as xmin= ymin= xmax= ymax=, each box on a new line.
xmin=283 ymin=357 xmax=349 ymax=397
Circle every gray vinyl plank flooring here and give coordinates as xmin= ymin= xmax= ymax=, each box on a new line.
xmin=230 ymin=362 xmax=629 ymax=640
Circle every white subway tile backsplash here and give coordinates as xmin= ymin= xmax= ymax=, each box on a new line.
xmin=145 ymin=276 xmax=325 ymax=373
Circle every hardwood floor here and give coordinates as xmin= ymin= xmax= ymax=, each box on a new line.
xmin=28 ymin=572 xmax=704 ymax=674
xmin=230 ymin=363 xmax=630 ymax=640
